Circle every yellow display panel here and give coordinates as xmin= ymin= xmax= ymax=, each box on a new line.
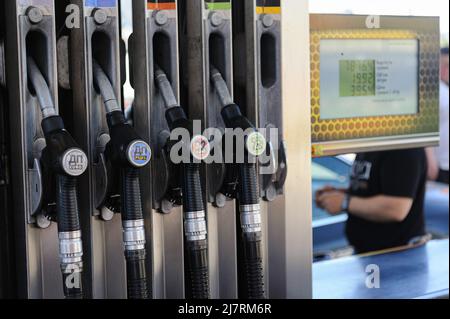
xmin=310 ymin=15 xmax=440 ymax=157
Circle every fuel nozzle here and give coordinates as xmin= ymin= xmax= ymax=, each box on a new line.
xmin=210 ymin=66 xmax=266 ymax=299
xmin=92 ymin=60 xmax=151 ymax=169
xmin=210 ymin=67 xmax=265 ymax=155
xmin=154 ymin=66 xmax=210 ymax=299
xmin=92 ymin=59 xmax=151 ymax=299
xmin=28 ymin=56 xmax=87 ymax=299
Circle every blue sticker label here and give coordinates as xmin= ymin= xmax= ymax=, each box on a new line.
xmin=85 ymin=0 xmax=117 ymax=8
xmin=128 ymin=141 xmax=151 ymax=168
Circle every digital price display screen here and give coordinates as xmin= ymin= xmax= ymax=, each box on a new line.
xmin=320 ymin=39 xmax=419 ymax=120
xmin=339 ymin=60 xmax=375 ymax=97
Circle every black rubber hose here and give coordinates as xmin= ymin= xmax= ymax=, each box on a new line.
xmin=125 ymin=250 xmax=148 ymax=299
xmin=242 ymin=232 xmax=265 ymax=299
xmin=121 ymin=168 xmax=149 ymax=299
xmin=182 ymin=163 xmax=210 ymax=299
xmin=185 ymin=240 xmax=210 ymax=299
xmin=56 ymin=175 xmax=84 ymax=299
xmin=239 ymin=164 xmax=265 ymax=299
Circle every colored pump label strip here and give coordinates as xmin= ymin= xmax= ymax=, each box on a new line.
xmin=205 ymin=0 xmax=231 ymax=11
xmin=256 ymin=0 xmax=281 ymax=14
xmin=147 ymin=0 xmax=176 ymax=11
xmin=85 ymin=0 xmax=117 ymax=7
xmin=20 ymin=0 xmax=52 ymax=6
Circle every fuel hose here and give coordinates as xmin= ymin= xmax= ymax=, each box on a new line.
xmin=28 ymin=57 xmax=87 ymax=299
xmin=155 ymin=67 xmax=210 ymax=299
xmin=93 ymin=60 xmax=151 ymax=299
xmin=210 ymin=67 xmax=265 ymax=299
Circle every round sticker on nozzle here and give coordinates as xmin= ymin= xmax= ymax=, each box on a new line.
xmin=246 ymin=132 xmax=267 ymax=157
xmin=62 ymin=148 xmax=88 ymax=177
xmin=191 ymin=135 xmax=211 ymax=161
xmin=127 ymin=140 xmax=152 ymax=168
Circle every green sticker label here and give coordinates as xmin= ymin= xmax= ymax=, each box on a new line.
xmin=246 ymin=132 xmax=267 ymax=157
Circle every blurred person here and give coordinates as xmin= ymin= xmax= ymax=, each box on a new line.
xmin=426 ymin=47 xmax=449 ymax=184
xmin=316 ymin=149 xmax=427 ymax=254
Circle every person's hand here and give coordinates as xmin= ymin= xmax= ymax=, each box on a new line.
xmin=315 ymin=185 xmax=341 ymax=208
xmin=315 ymin=185 xmax=337 ymax=204
xmin=317 ymin=191 xmax=346 ymax=215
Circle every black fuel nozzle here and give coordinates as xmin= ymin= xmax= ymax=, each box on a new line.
xmin=28 ymin=57 xmax=86 ymax=299
xmin=92 ymin=60 xmax=151 ymax=170
xmin=210 ymin=67 xmax=254 ymax=131
xmin=210 ymin=66 xmax=266 ymax=299
xmin=155 ymin=65 xmax=210 ymax=299
xmin=93 ymin=59 xmax=150 ymax=299
xmin=105 ymin=110 xmax=152 ymax=169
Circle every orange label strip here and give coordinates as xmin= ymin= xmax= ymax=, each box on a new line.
xmin=147 ymin=3 xmax=176 ymax=10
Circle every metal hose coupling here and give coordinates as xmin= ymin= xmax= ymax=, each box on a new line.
xmin=184 ymin=211 xmax=208 ymax=242
xmin=123 ymin=219 xmax=146 ymax=251
xmin=240 ymin=204 xmax=262 ymax=233
xmin=59 ymin=230 xmax=83 ymax=273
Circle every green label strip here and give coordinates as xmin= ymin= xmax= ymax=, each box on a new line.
xmin=206 ymin=2 xmax=231 ymax=10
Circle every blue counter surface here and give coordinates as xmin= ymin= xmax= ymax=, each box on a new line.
xmin=313 ymin=239 xmax=449 ymax=299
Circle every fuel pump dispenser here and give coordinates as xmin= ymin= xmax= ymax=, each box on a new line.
xmin=154 ymin=67 xmax=210 ymax=299
xmin=210 ymin=67 xmax=266 ymax=299
xmin=68 ymin=0 xmax=151 ymax=298
xmin=28 ymin=57 xmax=88 ymax=298
xmin=131 ymin=0 xmax=212 ymax=299
xmin=232 ymin=0 xmax=287 ymax=298
xmin=4 ymin=0 xmax=87 ymax=298
xmin=181 ymin=0 xmax=238 ymax=298
xmin=92 ymin=61 xmax=151 ymax=299
xmin=130 ymin=0 xmax=186 ymax=298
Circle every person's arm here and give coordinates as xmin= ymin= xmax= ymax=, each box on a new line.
xmin=317 ymin=192 xmax=412 ymax=223
xmin=348 ymin=195 xmax=413 ymax=223
xmin=318 ymin=149 xmax=425 ymax=224
xmin=315 ymin=185 xmax=346 ymax=204
xmin=425 ymin=147 xmax=439 ymax=181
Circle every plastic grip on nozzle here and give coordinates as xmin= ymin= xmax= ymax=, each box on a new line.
xmin=57 ymin=175 xmax=82 ymax=232
xmin=221 ymin=104 xmax=256 ymax=131
xmin=121 ymin=168 xmax=144 ymax=221
xmin=182 ymin=163 xmax=205 ymax=213
xmin=239 ymin=164 xmax=260 ymax=206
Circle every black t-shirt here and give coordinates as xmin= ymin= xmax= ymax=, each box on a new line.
xmin=346 ymin=149 xmax=427 ymax=254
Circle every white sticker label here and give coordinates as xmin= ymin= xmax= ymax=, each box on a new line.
xmin=246 ymin=132 xmax=266 ymax=157
xmin=191 ymin=135 xmax=211 ymax=161
xmin=62 ymin=149 xmax=88 ymax=177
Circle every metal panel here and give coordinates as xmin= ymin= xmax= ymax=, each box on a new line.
xmin=182 ymin=0 xmax=238 ymax=298
xmin=231 ymin=0 xmax=312 ymax=299
xmin=4 ymin=0 xmax=64 ymax=298
xmin=131 ymin=0 xmax=184 ymax=299
xmin=69 ymin=0 xmax=127 ymax=298
xmin=281 ymin=0 xmax=312 ymax=299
